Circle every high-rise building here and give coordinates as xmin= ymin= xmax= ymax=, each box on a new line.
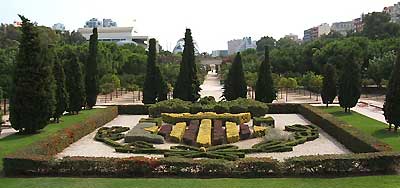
xmin=227 ymin=37 xmax=256 ymax=55
xmin=303 ymin=23 xmax=330 ymax=42
xmin=331 ymin=21 xmax=354 ymax=36
xmin=383 ymin=2 xmax=400 ymax=23
xmin=52 ymin=23 xmax=65 ymax=31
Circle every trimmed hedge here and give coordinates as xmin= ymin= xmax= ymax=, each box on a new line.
xmin=253 ymin=116 xmax=275 ymax=127
xmin=239 ymin=124 xmax=251 ymax=140
xmin=253 ymin=126 xmax=268 ymax=137
xmin=169 ymin=122 xmax=187 ymax=142
xmin=183 ymin=120 xmax=200 ymax=146
xmin=297 ymin=104 xmax=392 ymax=153
xmin=118 ymin=105 xmax=149 ymax=115
xmin=197 ymin=119 xmax=212 ymax=147
xmin=124 ymin=122 xmax=165 ymax=144
xmin=212 ymin=120 xmax=225 ymax=145
xmin=226 ymin=122 xmax=239 ymax=143
xmin=158 ymin=124 xmax=173 ymax=138
xmin=161 ymin=112 xmax=251 ymax=125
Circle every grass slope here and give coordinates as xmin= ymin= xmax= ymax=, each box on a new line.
xmin=0 ymin=109 xmax=103 ymax=170
xmin=1 ymin=176 xmax=400 ymax=188
xmin=320 ymin=106 xmax=400 ymax=151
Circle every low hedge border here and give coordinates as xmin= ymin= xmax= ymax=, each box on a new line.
xmin=4 ymin=152 xmax=399 ymax=177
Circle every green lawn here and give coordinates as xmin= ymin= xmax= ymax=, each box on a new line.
xmin=320 ymin=106 xmax=400 ymax=151
xmin=0 ymin=109 xmax=103 ymax=170
xmin=1 ymin=176 xmax=400 ymax=188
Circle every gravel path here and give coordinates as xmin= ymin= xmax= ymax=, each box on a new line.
xmin=57 ymin=114 xmax=350 ymax=161
xmin=200 ymin=72 xmax=223 ymax=101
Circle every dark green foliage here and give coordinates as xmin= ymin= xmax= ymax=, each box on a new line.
xmin=165 ymin=145 xmax=244 ymax=161
xmin=362 ymin=12 xmax=400 ymax=39
xmin=253 ymin=116 xmax=275 ymax=127
xmin=9 ymin=15 xmax=56 ymax=133
xmin=173 ymin=29 xmax=201 ymax=102
xmin=53 ymin=54 xmax=69 ymax=123
xmin=64 ymin=47 xmax=85 ymax=114
xmin=384 ymin=51 xmax=400 ymax=132
xmin=143 ymin=38 xmax=159 ymax=104
xmin=223 ymin=52 xmax=247 ymax=101
xmin=321 ymin=64 xmax=337 ymax=107
xmin=148 ymin=99 xmax=192 ymax=117
xmin=255 ymin=46 xmax=276 ymax=103
xmin=338 ymin=55 xmax=361 ymax=112
xmin=85 ymin=28 xmax=99 ymax=108
xmin=117 ymin=105 xmax=149 ymax=115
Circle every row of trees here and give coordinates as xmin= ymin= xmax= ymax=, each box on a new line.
xmin=9 ymin=15 xmax=99 ymax=133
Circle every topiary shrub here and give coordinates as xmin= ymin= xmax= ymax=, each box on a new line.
xmin=148 ymin=99 xmax=191 ymax=117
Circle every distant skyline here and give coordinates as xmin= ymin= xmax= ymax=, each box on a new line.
xmin=1 ymin=0 xmax=399 ymax=52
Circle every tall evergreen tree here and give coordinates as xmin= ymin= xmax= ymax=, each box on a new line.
xmin=64 ymin=47 xmax=85 ymax=114
xmin=321 ymin=63 xmax=337 ymax=107
xmin=223 ymin=52 xmax=247 ymax=101
xmin=255 ymin=46 xmax=276 ymax=103
xmin=53 ymin=52 xmax=69 ymax=123
xmin=156 ymin=67 xmax=168 ymax=102
xmin=383 ymin=50 xmax=400 ymax=132
xmin=85 ymin=28 xmax=99 ymax=108
xmin=10 ymin=15 xmax=56 ymax=133
xmin=143 ymin=38 xmax=158 ymax=104
xmin=338 ymin=55 xmax=361 ymax=112
xmin=173 ymin=29 xmax=201 ymax=102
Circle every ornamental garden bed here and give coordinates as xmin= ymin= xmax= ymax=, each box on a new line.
xmin=3 ymin=101 xmax=400 ymax=177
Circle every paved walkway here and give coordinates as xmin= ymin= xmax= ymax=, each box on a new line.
xmin=200 ymin=71 xmax=223 ymax=101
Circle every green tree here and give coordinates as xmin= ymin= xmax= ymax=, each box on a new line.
xmin=363 ymin=12 xmax=400 ymax=39
xmin=64 ymin=47 xmax=85 ymax=114
xmin=10 ymin=15 xmax=56 ymax=133
xmin=143 ymin=38 xmax=159 ymax=104
xmin=256 ymin=36 xmax=276 ymax=52
xmin=173 ymin=29 xmax=201 ymax=102
xmin=321 ymin=64 xmax=337 ymax=106
xmin=53 ymin=51 xmax=69 ymax=123
xmin=338 ymin=54 xmax=361 ymax=112
xmin=223 ymin=52 xmax=247 ymax=100
xmin=367 ymin=51 xmax=395 ymax=87
xmin=383 ymin=51 xmax=400 ymax=132
xmin=85 ymin=28 xmax=99 ymax=108
xmin=255 ymin=46 xmax=276 ymax=103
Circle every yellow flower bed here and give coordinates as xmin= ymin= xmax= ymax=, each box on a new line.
xmin=161 ymin=112 xmax=251 ymax=124
xmin=253 ymin=126 xmax=268 ymax=137
xmin=196 ymin=119 xmax=212 ymax=147
xmin=169 ymin=122 xmax=187 ymax=142
xmin=226 ymin=121 xmax=239 ymax=143
xmin=144 ymin=126 xmax=159 ymax=134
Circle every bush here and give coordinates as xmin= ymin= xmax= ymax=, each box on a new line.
xmin=253 ymin=126 xmax=269 ymax=138
xmin=253 ymin=116 xmax=275 ymax=127
xmin=196 ymin=119 xmax=212 ymax=147
xmin=183 ymin=120 xmax=200 ymax=146
xmin=228 ymin=98 xmax=268 ymax=117
xmin=139 ymin=117 xmax=163 ymax=127
xmin=212 ymin=120 xmax=225 ymax=145
xmin=158 ymin=124 xmax=173 ymax=137
xmin=148 ymin=99 xmax=191 ymax=117
xmin=239 ymin=124 xmax=251 ymax=140
xmin=161 ymin=112 xmax=251 ymax=125
xmin=124 ymin=122 xmax=165 ymax=144
xmin=169 ymin=122 xmax=187 ymax=142
xmin=118 ymin=105 xmax=149 ymax=115
xmin=267 ymin=103 xmax=299 ymax=114
xmin=226 ymin=122 xmax=239 ymax=143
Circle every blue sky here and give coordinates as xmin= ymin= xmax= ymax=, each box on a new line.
xmin=1 ymin=0 xmax=399 ymax=52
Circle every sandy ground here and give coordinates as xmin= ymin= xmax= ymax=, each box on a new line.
xmin=57 ymin=114 xmax=350 ymax=161
xmin=200 ymin=72 xmax=223 ymax=101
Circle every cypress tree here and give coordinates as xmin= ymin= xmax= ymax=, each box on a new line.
xmin=143 ymin=38 xmax=158 ymax=104
xmin=321 ymin=64 xmax=337 ymax=107
xmin=223 ymin=52 xmax=247 ymax=101
xmin=64 ymin=47 xmax=85 ymax=114
xmin=156 ymin=67 xmax=168 ymax=102
xmin=53 ymin=53 xmax=69 ymax=123
xmin=173 ymin=29 xmax=201 ymax=102
xmin=338 ymin=55 xmax=361 ymax=112
xmin=255 ymin=46 xmax=276 ymax=103
xmin=383 ymin=50 xmax=400 ymax=132
xmin=85 ymin=28 xmax=99 ymax=108
xmin=10 ymin=15 xmax=56 ymax=133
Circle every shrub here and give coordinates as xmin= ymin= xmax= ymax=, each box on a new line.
xmin=183 ymin=120 xmax=200 ymax=146
xmin=196 ymin=119 xmax=212 ymax=147
xmin=212 ymin=120 xmax=225 ymax=145
xmin=139 ymin=117 xmax=163 ymax=127
xmin=148 ymin=99 xmax=191 ymax=117
xmin=253 ymin=116 xmax=275 ymax=127
xmin=118 ymin=105 xmax=149 ymax=115
xmin=226 ymin=122 xmax=239 ymax=143
xmin=267 ymin=103 xmax=299 ymax=114
xmin=239 ymin=124 xmax=251 ymax=140
xmin=124 ymin=122 xmax=165 ymax=144
xmin=161 ymin=112 xmax=251 ymax=125
xmin=169 ymin=122 xmax=187 ymax=142
xmin=253 ymin=126 xmax=268 ymax=137
xmin=144 ymin=126 xmax=159 ymax=134
xmin=228 ymin=98 xmax=269 ymax=117
xmin=158 ymin=124 xmax=173 ymax=138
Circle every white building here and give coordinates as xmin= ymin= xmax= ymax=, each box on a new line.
xmin=331 ymin=21 xmax=354 ymax=36
xmin=227 ymin=37 xmax=256 ymax=55
xmin=77 ymin=27 xmax=151 ymax=48
xmin=317 ymin=23 xmax=331 ymax=37
xmin=284 ymin=33 xmax=301 ymax=42
xmin=172 ymin=38 xmax=200 ymax=54
xmin=384 ymin=3 xmax=400 ymax=23
xmin=52 ymin=23 xmax=65 ymax=31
